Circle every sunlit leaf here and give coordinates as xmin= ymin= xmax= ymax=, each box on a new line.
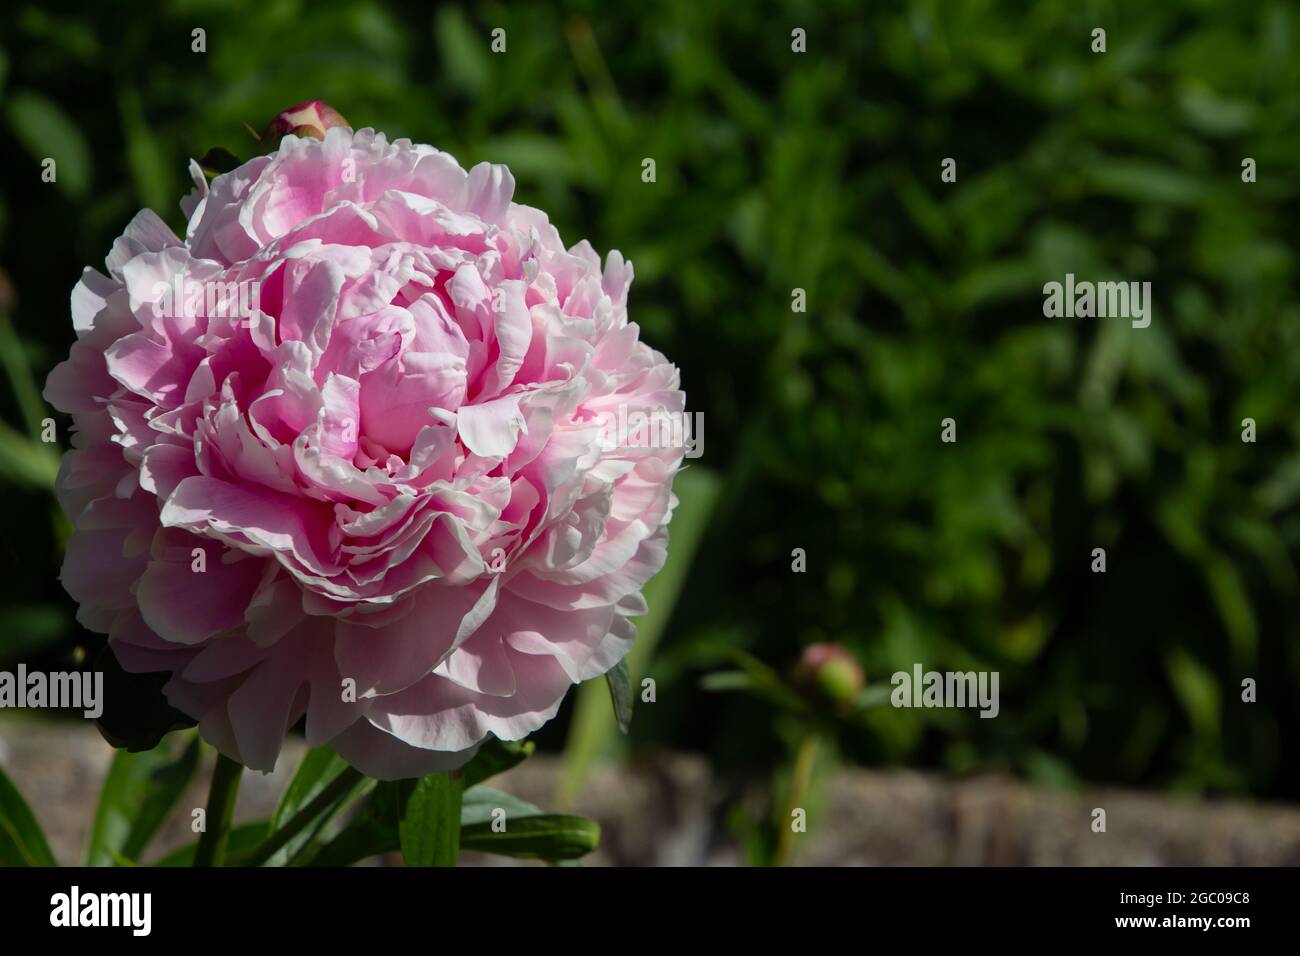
xmin=6 ymin=90 xmax=90 ymax=199
xmin=87 ymin=735 xmax=200 ymax=866
xmin=0 ymin=762 xmax=56 ymax=866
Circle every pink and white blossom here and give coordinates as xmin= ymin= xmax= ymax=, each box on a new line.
xmin=45 ymin=126 xmax=685 ymax=779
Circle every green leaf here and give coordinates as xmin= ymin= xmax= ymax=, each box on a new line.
xmin=0 ymin=604 xmax=69 ymax=664
xmin=699 ymin=670 xmax=754 ymax=692
xmin=118 ymin=86 xmax=174 ymax=213
xmin=0 ymin=419 xmax=59 ymax=490
xmin=459 ymin=785 xmax=541 ymax=826
xmin=306 ymin=816 xmax=395 ymax=867
xmin=435 ymin=7 xmax=490 ymax=95
xmin=1166 ymin=648 xmax=1222 ymax=738
xmin=605 ymin=657 xmax=634 ymax=734
xmin=396 ymin=774 xmax=463 ymax=867
xmin=5 ymin=90 xmax=91 ymax=199
xmin=86 ymin=735 xmax=201 ymax=866
xmin=227 ymin=762 xmax=364 ymax=868
xmin=696 ymin=644 xmax=809 ymax=714
xmin=479 ymin=135 xmax=574 ymax=182
xmin=1202 ymin=555 xmax=1257 ymax=666
xmin=280 ymin=777 xmax=374 ymax=867
xmin=152 ymin=822 xmax=268 ymax=867
xmin=273 ymin=748 xmax=347 ymax=829
xmin=263 ymin=746 xmax=349 ymax=865
xmin=1086 ymin=159 xmax=1207 ymax=207
xmin=306 ymin=783 xmax=402 ymax=867
xmin=0 ymin=762 xmax=56 ymax=866
xmin=310 ymin=780 xmax=599 ymax=866
xmin=0 ymin=309 xmax=49 ymax=437
xmin=852 ymin=684 xmax=894 ymax=711
xmin=460 ymin=814 xmax=600 ymax=861
xmin=456 ymin=786 xmax=600 ymax=861
xmin=460 ymin=737 xmax=534 ymax=789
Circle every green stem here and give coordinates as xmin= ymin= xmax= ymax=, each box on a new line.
xmin=193 ymin=753 xmax=243 ymax=867
xmin=237 ymin=767 xmax=365 ymax=867
xmin=773 ymin=732 xmax=818 ymax=867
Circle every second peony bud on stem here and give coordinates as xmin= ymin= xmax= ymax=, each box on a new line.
xmin=260 ymin=99 xmax=349 ymax=148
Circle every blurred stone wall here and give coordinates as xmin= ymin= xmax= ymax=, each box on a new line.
xmin=3 ymin=716 xmax=1298 ymax=866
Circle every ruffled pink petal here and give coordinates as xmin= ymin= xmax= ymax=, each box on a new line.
xmin=136 ymin=542 xmax=267 ymax=645
xmin=60 ymin=528 xmax=147 ymax=620
xmin=333 ymin=576 xmax=498 ymax=697
xmin=366 ymin=650 xmax=572 ymax=753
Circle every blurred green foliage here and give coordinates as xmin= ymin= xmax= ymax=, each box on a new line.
xmin=1 ymin=0 xmax=1298 ymax=800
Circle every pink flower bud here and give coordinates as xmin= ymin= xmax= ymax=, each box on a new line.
xmin=794 ymin=643 xmax=865 ymax=711
xmin=260 ymin=100 xmax=349 ymax=145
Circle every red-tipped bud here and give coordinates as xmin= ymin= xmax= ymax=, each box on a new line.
xmin=261 ymin=100 xmax=349 ymax=147
xmin=794 ymin=643 xmax=865 ymax=712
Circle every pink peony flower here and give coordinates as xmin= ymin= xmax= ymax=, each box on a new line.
xmin=45 ymin=124 xmax=686 ymax=779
